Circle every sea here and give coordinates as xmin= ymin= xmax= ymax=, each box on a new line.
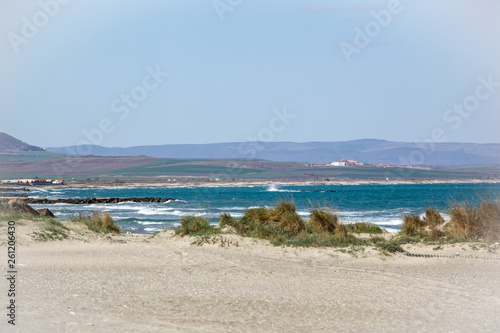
xmin=26 ymin=182 xmax=500 ymax=234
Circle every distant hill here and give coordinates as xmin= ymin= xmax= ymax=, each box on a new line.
xmin=47 ymin=139 xmax=500 ymax=166
xmin=0 ymin=132 xmax=45 ymax=153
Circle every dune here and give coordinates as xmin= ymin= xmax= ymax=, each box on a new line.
xmin=1 ymin=220 xmax=499 ymax=332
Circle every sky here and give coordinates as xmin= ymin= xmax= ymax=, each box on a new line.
xmin=0 ymin=0 xmax=499 ymax=148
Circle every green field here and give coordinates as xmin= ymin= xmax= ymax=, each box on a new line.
xmin=104 ymin=162 xmax=497 ymax=180
xmin=0 ymin=151 xmax=65 ymax=161
xmin=108 ymin=164 xmax=266 ymax=176
xmin=0 ymin=154 xmax=499 ymax=181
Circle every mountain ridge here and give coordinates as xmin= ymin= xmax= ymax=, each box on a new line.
xmin=2 ymin=132 xmax=499 ymax=166
xmin=0 ymin=132 xmax=45 ymax=153
xmin=47 ymin=139 xmax=500 ymax=166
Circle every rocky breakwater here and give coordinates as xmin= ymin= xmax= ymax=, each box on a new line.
xmin=24 ymin=197 xmax=176 ymax=205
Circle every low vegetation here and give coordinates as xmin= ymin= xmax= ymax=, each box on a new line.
xmin=175 ymin=200 xmax=394 ymax=254
xmin=448 ymin=198 xmax=500 ymax=242
xmin=0 ymin=201 xmax=36 ymax=222
xmin=31 ymin=219 xmax=69 ymax=242
xmin=398 ymin=199 xmax=500 ymax=245
xmin=70 ymin=211 xmax=121 ymax=234
xmin=173 ymin=198 xmax=500 ymax=255
xmin=346 ymin=222 xmax=383 ymax=234
xmin=175 ymin=215 xmax=218 ymax=236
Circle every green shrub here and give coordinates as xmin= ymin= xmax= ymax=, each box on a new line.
xmin=270 ymin=200 xmax=296 ymax=221
xmin=219 ymin=212 xmax=234 ymax=228
xmin=277 ymin=230 xmax=363 ymax=248
xmin=375 ymin=239 xmax=405 ymax=253
xmin=243 ymin=207 xmax=272 ymax=225
xmin=176 ymin=215 xmax=217 ymax=236
xmin=346 ymin=222 xmax=383 ymax=234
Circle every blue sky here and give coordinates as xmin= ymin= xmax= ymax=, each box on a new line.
xmin=1 ymin=0 xmax=499 ymax=148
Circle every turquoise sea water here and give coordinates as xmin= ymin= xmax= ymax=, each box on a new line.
xmin=26 ymin=182 xmax=500 ymax=234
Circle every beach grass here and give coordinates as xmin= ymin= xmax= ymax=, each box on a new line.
xmin=176 ymin=215 xmax=218 ymax=236
xmin=448 ymin=197 xmax=500 ymax=242
xmin=214 ymin=198 xmax=499 ymax=252
xmin=309 ymin=207 xmax=338 ymax=233
xmin=219 ymin=212 xmax=235 ymax=228
xmin=211 ymin=201 xmax=373 ymax=249
xmin=70 ymin=211 xmax=121 ymax=234
xmin=31 ymin=218 xmax=69 ymax=241
xmin=0 ymin=201 xmax=35 ymax=221
xmin=345 ymin=222 xmax=383 ymax=234
xmin=401 ymin=215 xmax=427 ymax=237
xmin=395 ymin=198 xmax=500 ymax=245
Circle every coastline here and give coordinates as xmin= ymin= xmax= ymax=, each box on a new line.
xmin=5 ymin=178 xmax=498 ymax=190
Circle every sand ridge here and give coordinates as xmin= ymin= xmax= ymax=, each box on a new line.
xmin=1 ymin=223 xmax=499 ymax=332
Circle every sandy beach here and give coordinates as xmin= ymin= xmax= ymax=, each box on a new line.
xmin=1 ymin=221 xmax=500 ymax=332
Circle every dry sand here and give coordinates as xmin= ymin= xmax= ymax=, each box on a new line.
xmin=1 ymin=222 xmax=500 ymax=332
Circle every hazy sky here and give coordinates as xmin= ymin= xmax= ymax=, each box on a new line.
xmin=1 ymin=0 xmax=499 ymax=148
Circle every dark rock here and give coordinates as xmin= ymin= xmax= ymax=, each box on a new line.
xmin=0 ymin=193 xmax=28 ymax=197
xmin=8 ymin=198 xmax=40 ymax=216
xmin=37 ymin=208 xmax=55 ymax=218
xmin=23 ymin=197 xmax=176 ymax=204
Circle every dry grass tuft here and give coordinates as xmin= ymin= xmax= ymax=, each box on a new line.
xmin=243 ymin=207 xmax=272 ymax=225
xmin=424 ymin=208 xmax=445 ymax=240
xmin=401 ymin=215 xmax=426 ymax=237
xmin=424 ymin=207 xmax=445 ymax=227
xmin=278 ymin=210 xmax=305 ymax=235
xmin=309 ymin=208 xmax=338 ymax=233
xmin=448 ymin=198 xmax=500 ymax=242
xmin=71 ymin=211 xmax=121 ymax=234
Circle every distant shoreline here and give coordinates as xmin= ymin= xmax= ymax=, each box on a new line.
xmin=3 ymin=178 xmax=497 ymax=190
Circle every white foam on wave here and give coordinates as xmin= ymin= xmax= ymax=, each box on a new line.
xmin=144 ymin=227 xmax=163 ymax=232
xmin=265 ymin=184 xmax=300 ymax=193
xmin=137 ymin=208 xmax=209 ymax=217
xmin=138 ymin=207 xmax=175 ymax=215
xmin=102 ymin=204 xmax=141 ymax=211
xmin=30 ymin=188 xmax=48 ymax=193
xmin=138 ymin=221 xmax=165 ymax=225
xmin=217 ymin=207 xmax=247 ymax=211
xmin=248 ymin=205 xmax=271 ymax=209
xmin=296 ymin=210 xmax=310 ymax=217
